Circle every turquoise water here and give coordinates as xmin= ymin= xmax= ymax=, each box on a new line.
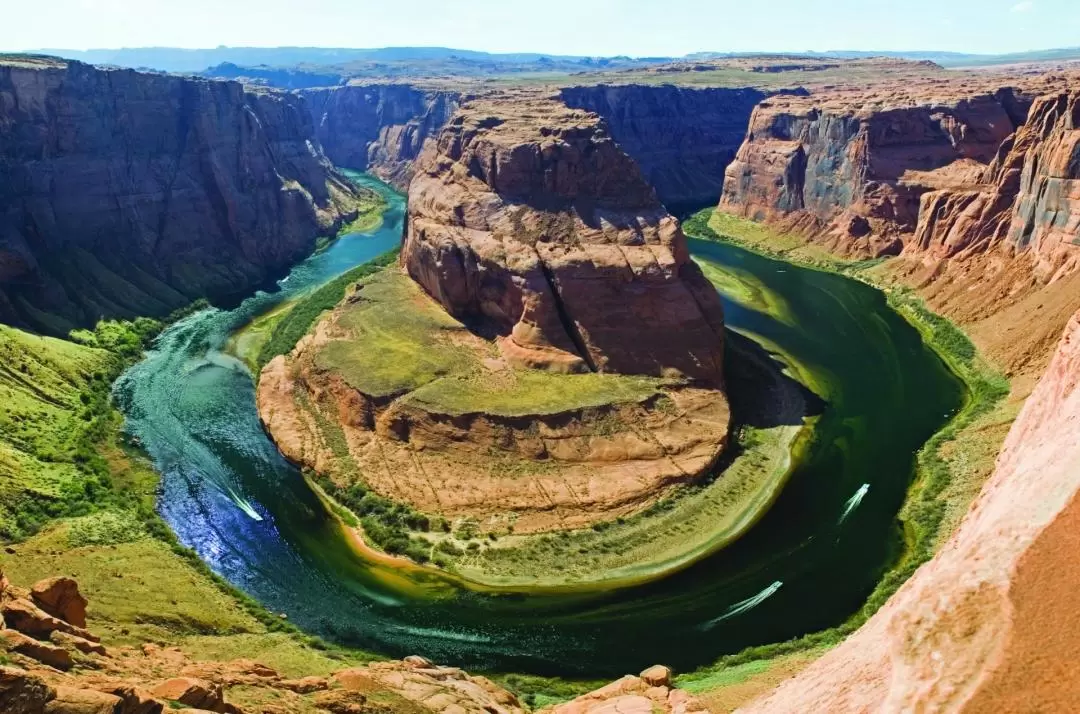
xmin=113 ymin=176 xmax=964 ymax=678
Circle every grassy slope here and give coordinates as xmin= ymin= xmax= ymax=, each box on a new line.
xmin=672 ymin=210 xmax=1012 ymax=703
xmin=0 ymin=318 xmax=374 ymax=683
xmin=315 ymin=269 xmax=666 ymax=416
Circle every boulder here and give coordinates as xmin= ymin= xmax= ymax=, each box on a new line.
xmin=103 ymin=685 xmax=164 ymax=714
xmin=277 ymin=676 xmax=329 ymax=694
xmin=1 ymin=629 xmax=74 ymax=671
xmin=49 ymin=631 xmax=106 ymax=657
xmin=0 ymin=666 xmax=55 ymax=714
xmin=639 ymin=665 xmax=672 ymax=688
xmin=44 ymin=687 xmax=122 ymax=714
xmin=150 ymin=678 xmax=225 ymax=712
xmin=31 ymin=578 xmax=88 ymax=629
xmin=0 ymin=599 xmax=98 ymax=642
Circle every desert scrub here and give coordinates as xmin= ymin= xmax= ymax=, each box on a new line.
xmin=309 ymin=472 xmax=446 ymax=566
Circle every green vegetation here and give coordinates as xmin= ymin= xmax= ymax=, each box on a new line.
xmin=310 ymin=471 xmax=447 ymax=567
xmin=1 ymin=300 xmax=375 ymax=675
xmin=255 ymin=249 xmax=400 ymax=369
xmin=0 ymin=319 xmax=158 ymax=541
xmin=676 ymin=209 xmax=1011 ymax=691
xmin=317 ymin=269 xmax=667 ymax=414
xmin=407 ymin=370 xmax=665 ymax=417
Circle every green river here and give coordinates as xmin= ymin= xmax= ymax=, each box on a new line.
xmin=113 ymin=176 xmax=964 ymax=678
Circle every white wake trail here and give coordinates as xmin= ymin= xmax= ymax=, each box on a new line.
xmin=838 ymin=483 xmax=870 ymax=524
xmin=702 ymin=581 xmax=783 ymax=629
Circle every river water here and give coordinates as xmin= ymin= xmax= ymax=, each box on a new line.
xmin=113 ymin=177 xmax=964 ymax=678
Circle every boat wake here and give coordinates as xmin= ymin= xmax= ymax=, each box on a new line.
xmin=838 ymin=483 xmax=870 ymax=524
xmin=702 ymin=581 xmax=783 ymax=629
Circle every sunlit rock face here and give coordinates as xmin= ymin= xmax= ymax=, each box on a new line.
xmin=403 ymin=93 xmax=727 ymax=383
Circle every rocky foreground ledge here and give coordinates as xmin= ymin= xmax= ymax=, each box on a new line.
xmin=0 ymin=569 xmax=707 ymax=713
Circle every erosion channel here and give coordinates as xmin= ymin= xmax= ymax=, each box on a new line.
xmin=113 ymin=176 xmax=964 ymax=679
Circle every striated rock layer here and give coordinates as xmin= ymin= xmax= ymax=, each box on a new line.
xmin=560 ymin=84 xmax=780 ymax=208
xmin=718 ymin=80 xmax=1080 ymax=382
xmin=403 ymin=93 xmax=727 ymax=383
xmin=743 ymin=308 xmax=1080 ymax=714
xmin=302 ymin=84 xmax=463 ymax=189
xmin=719 ymin=85 xmax=1034 ymax=256
xmin=0 ymin=57 xmax=359 ymax=334
xmin=259 ymin=93 xmax=730 ymax=534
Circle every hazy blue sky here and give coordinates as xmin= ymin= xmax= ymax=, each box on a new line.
xmin=3 ymin=0 xmax=1077 ymax=55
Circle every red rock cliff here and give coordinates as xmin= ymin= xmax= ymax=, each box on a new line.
xmin=743 ymin=308 xmax=1080 ymax=713
xmin=719 ymin=86 xmax=1031 ymax=256
xmin=560 ymin=84 xmax=783 ymax=209
xmin=0 ymin=57 xmax=358 ymax=333
xmin=302 ymin=84 xmax=463 ymax=188
xmin=402 ymin=93 xmax=726 ymax=384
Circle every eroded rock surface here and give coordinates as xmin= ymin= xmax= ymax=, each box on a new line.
xmin=541 ymin=665 xmax=709 ymax=714
xmin=0 ymin=571 xmax=526 ymax=714
xmin=259 ymin=93 xmax=730 ymax=534
xmin=560 ymin=85 xmax=779 ymax=208
xmin=0 ymin=56 xmax=360 ymax=333
xmin=742 ymin=310 xmax=1080 ymax=713
xmin=302 ymin=84 xmax=463 ymax=188
xmin=719 ymin=84 xmax=1034 ymax=256
xmin=403 ymin=94 xmax=726 ymax=382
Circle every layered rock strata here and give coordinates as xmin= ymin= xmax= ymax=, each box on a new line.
xmin=0 ymin=56 xmax=360 ymax=333
xmin=302 ymin=84 xmax=463 ymax=188
xmin=719 ymin=86 xmax=1034 ymax=256
xmin=403 ymin=94 xmax=727 ymax=383
xmin=560 ymin=85 xmax=779 ymax=208
xmin=259 ymin=94 xmax=730 ymax=534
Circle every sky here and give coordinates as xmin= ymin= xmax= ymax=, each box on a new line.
xmin=2 ymin=0 xmax=1078 ymax=56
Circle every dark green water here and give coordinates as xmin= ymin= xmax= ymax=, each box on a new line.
xmin=113 ymin=177 xmax=964 ymax=678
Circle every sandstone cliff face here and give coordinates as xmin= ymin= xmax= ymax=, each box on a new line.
xmin=719 ymin=88 xmax=1031 ymax=256
xmin=0 ymin=57 xmax=356 ymax=333
xmin=743 ymin=309 xmax=1080 ymax=714
xmin=560 ymin=84 xmax=777 ymax=209
xmin=302 ymin=84 xmax=462 ymax=188
xmin=913 ymin=90 xmax=1080 ymax=270
xmin=403 ymin=94 xmax=726 ymax=383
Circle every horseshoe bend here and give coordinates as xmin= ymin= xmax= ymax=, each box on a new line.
xmin=257 ymin=94 xmax=732 ymax=541
xmin=2 ymin=24 xmax=1080 ymax=714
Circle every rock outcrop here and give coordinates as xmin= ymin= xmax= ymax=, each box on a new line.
xmin=0 ymin=571 xmax=526 ymax=714
xmin=560 ymin=85 xmax=779 ymax=209
xmin=302 ymin=84 xmax=463 ymax=188
xmin=743 ymin=308 xmax=1080 ymax=713
xmin=258 ymin=93 xmax=730 ymax=536
xmin=719 ymin=85 xmax=1033 ymax=256
xmin=0 ymin=56 xmax=360 ymax=334
xmin=541 ymin=665 xmax=709 ymax=714
xmin=403 ymin=93 xmax=726 ymax=382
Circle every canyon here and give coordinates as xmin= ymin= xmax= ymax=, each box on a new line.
xmin=2 ymin=48 xmax=1080 ymax=714
xmin=0 ymin=56 xmax=365 ymax=335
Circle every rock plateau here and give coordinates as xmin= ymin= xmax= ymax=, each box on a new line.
xmin=258 ymin=93 xmax=730 ymax=534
